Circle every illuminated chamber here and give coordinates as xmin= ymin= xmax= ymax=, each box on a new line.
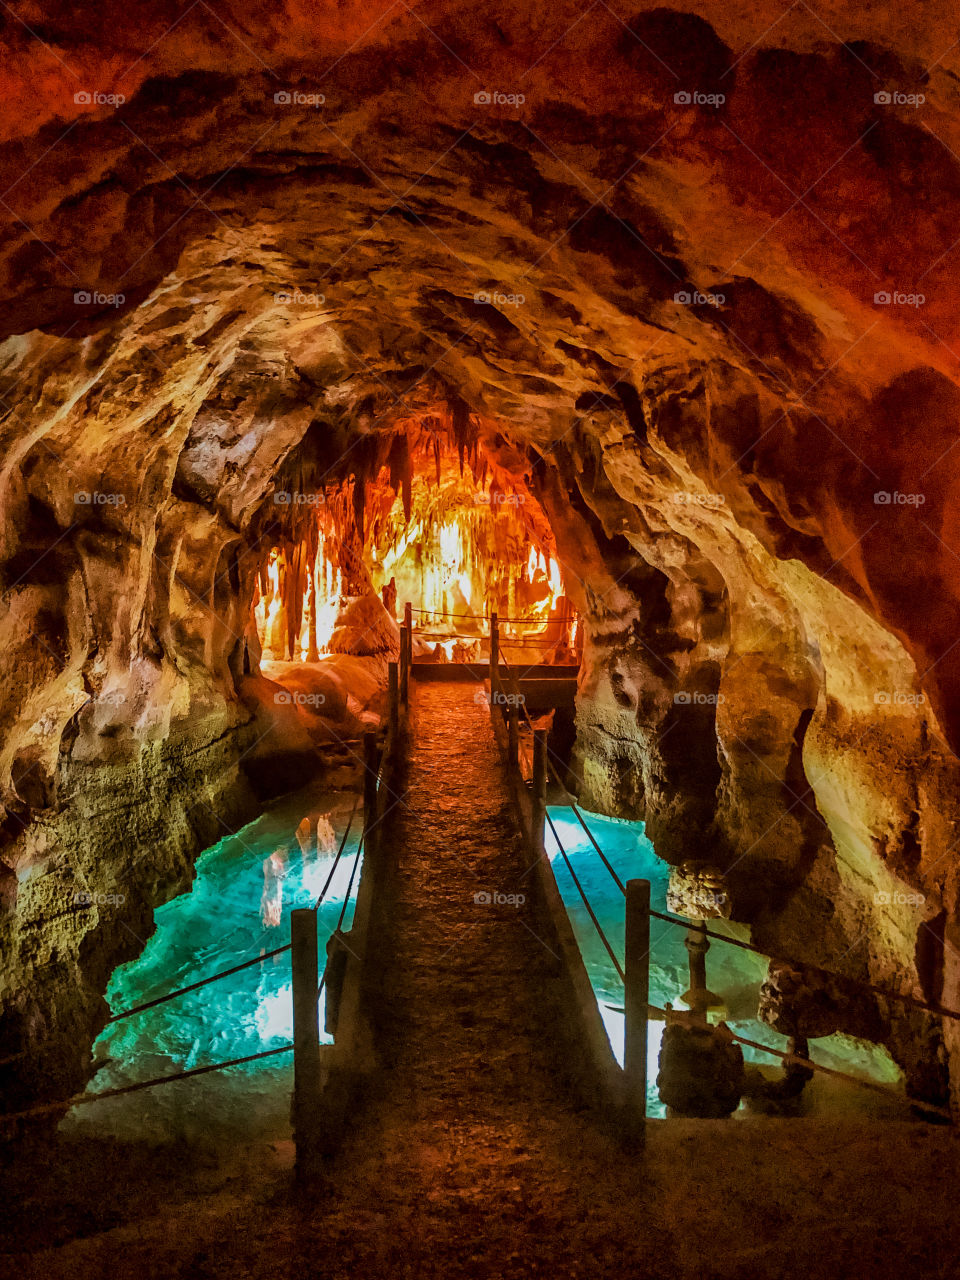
xmin=253 ymin=432 xmax=579 ymax=664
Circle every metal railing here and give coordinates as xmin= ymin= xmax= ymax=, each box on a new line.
xmin=0 ymin=717 xmax=405 ymax=1172
xmin=490 ymin=648 xmax=957 ymax=1128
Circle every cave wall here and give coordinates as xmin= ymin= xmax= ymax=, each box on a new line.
xmin=2 ymin=0 xmax=960 ymax=1112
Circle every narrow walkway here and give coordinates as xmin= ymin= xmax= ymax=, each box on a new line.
xmin=318 ymin=681 xmax=661 ymax=1275
xmin=18 ymin=684 xmax=960 ymax=1280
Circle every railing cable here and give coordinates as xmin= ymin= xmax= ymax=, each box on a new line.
xmin=106 ymin=945 xmax=291 ymax=1025
xmin=545 ymin=811 xmax=625 ymax=984
xmin=0 ymin=1044 xmax=295 ymax=1126
xmin=314 ymin=794 xmax=360 ymax=909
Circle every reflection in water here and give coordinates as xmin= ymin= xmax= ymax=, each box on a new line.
xmin=546 ymin=806 xmax=905 ymax=1119
xmin=260 ymin=850 xmax=288 ymax=927
xmin=61 ymin=785 xmax=364 ymax=1142
xmin=262 ymin=811 xmax=339 ymax=927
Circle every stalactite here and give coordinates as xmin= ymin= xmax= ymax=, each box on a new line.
xmin=306 ymin=568 xmax=319 ymax=662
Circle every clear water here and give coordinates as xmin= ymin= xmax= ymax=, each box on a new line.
xmin=62 ymin=783 xmax=363 ymax=1143
xmin=545 ymin=806 xmax=906 ymax=1119
xmin=61 ymin=785 xmax=905 ymax=1144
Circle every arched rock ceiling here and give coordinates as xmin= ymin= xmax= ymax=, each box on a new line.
xmin=3 ymin=0 xmax=960 ymax=744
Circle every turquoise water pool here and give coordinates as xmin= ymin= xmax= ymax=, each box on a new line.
xmin=62 ymin=789 xmax=905 ymax=1143
xmin=63 ymin=783 xmax=363 ymax=1143
xmin=545 ymin=806 xmax=905 ymax=1118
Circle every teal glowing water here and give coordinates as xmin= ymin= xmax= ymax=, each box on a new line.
xmin=545 ymin=806 xmax=905 ymax=1118
xmin=63 ymin=788 xmax=903 ymax=1142
xmin=64 ymin=784 xmax=362 ymax=1142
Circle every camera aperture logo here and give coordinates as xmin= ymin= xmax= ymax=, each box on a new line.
xmin=274 ymin=491 xmax=325 ymax=506
xmin=473 ymin=889 xmax=526 ymax=906
xmin=873 ymin=490 xmax=925 ymax=507
xmin=74 ymin=290 xmax=125 ymax=308
xmin=874 ymin=290 xmax=925 ymax=308
xmin=674 ymin=90 xmax=725 ymax=107
xmin=675 ymin=289 xmax=724 ymax=308
xmin=274 ymin=90 xmax=325 ymax=107
xmin=874 ymin=90 xmax=925 ymax=108
xmin=474 ymin=688 xmax=525 ymax=708
xmin=274 ymin=690 xmax=326 ymax=707
xmin=474 ymin=289 xmax=525 ymax=308
xmin=73 ymin=891 xmax=126 ymax=906
xmin=874 ymin=690 xmax=926 ymax=706
xmin=75 ymin=90 xmax=125 ymax=107
xmin=474 ymin=90 xmax=525 ymax=107
xmin=475 ymin=491 xmax=525 ymax=506
xmin=74 ymin=490 xmax=126 ymax=506
xmin=874 ymin=889 xmax=925 ymax=906
xmin=275 ymin=289 xmax=325 ymax=306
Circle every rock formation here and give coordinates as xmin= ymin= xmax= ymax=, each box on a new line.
xmin=2 ymin=0 xmax=960 ymax=1119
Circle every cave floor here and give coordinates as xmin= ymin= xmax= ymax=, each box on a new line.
xmin=7 ymin=682 xmax=960 ymax=1279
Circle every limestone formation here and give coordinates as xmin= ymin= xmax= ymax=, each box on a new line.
xmin=1 ymin=0 xmax=959 ymax=1122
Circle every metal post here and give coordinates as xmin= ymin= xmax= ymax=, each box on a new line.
xmin=388 ymin=660 xmax=399 ymax=739
xmin=402 ymin=602 xmax=412 ymax=706
xmin=532 ymin=728 xmax=548 ymax=851
xmin=508 ymin=703 xmax=519 ymax=772
xmin=624 ymin=878 xmax=650 ymax=1141
xmin=363 ymin=729 xmax=379 ymax=862
xmin=490 ymin=612 xmax=499 ymax=700
xmin=291 ymin=907 xmax=321 ymax=1176
xmin=682 ymin=920 xmax=722 ymax=1021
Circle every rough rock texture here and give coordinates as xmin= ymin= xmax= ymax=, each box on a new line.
xmin=2 ymin=0 xmax=960 ymax=1114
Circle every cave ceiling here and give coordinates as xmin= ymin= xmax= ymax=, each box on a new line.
xmin=1 ymin=0 xmax=960 ymax=744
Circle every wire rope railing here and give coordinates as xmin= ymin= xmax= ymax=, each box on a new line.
xmin=489 ymin=646 xmax=957 ymax=1126
xmin=2 ymin=697 xmax=406 ymax=1171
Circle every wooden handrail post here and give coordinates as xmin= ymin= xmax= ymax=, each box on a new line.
xmin=402 ymin=601 xmax=412 ymax=706
xmin=624 ymin=878 xmax=651 ymax=1144
xmin=532 ymin=727 xmax=548 ymax=851
xmin=388 ymin=660 xmax=399 ymax=739
xmin=508 ymin=703 xmax=519 ymax=771
xmin=363 ymin=729 xmax=379 ymax=862
xmin=291 ymin=907 xmax=321 ymax=1178
xmin=490 ymin=612 xmax=499 ymax=698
